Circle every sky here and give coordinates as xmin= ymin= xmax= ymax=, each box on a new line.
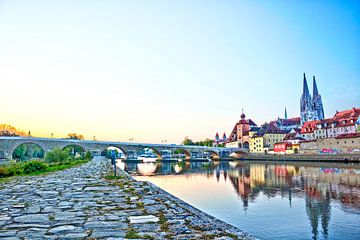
xmin=0 ymin=0 xmax=359 ymax=143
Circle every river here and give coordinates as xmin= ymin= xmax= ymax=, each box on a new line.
xmin=118 ymin=160 xmax=360 ymax=240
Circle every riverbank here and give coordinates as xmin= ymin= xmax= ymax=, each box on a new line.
xmin=0 ymin=159 xmax=89 ymax=181
xmin=0 ymin=157 xmax=254 ymax=239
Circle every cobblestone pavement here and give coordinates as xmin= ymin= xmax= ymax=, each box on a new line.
xmin=0 ymin=158 xmax=254 ymax=240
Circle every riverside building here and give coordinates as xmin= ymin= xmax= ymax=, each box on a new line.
xmin=225 ymin=111 xmax=257 ymax=149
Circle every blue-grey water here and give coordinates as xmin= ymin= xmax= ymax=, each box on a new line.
xmin=119 ymin=160 xmax=360 ymax=240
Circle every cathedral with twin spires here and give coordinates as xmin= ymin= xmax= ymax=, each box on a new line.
xmin=300 ymin=73 xmax=325 ymax=125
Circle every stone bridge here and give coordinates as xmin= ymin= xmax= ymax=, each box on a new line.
xmin=0 ymin=137 xmax=248 ymax=161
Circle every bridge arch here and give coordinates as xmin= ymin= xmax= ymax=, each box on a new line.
xmin=62 ymin=144 xmax=86 ymax=156
xmin=204 ymin=150 xmax=220 ymax=160
xmin=174 ymin=149 xmax=191 ymax=160
xmin=229 ymin=150 xmax=248 ymax=159
xmin=135 ymin=147 xmax=162 ymax=160
xmin=101 ymin=146 xmax=128 ymax=159
xmin=147 ymin=147 xmax=162 ymax=160
xmin=12 ymin=142 xmax=45 ymax=161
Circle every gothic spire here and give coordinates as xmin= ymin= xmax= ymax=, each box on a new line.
xmin=285 ymin=107 xmax=288 ymax=119
xmin=303 ymin=73 xmax=310 ymax=97
xmin=313 ymin=75 xmax=319 ymax=96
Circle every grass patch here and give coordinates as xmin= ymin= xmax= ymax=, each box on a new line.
xmin=0 ymin=159 xmax=89 ymax=179
xmin=158 ymin=213 xmax=169 ymax=232
xmin=136 ymin=201 xmax=144 ymax=209
xmin=104 ymin=174 xmax=124 ymax=180
xmin=225 ymin=232 xmax=239 ymax=239
xmin=143 ymin=235 xmax=155 ymax=240
xmin=125 ymin=228 xmax=141 ymax=239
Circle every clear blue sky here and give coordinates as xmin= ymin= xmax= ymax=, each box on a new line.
xmin=0 ymin=0 xmax=359 ymax=143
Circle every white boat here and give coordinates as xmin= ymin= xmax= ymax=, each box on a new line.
xmin=137 ymin=154 xmax=158 ymax=162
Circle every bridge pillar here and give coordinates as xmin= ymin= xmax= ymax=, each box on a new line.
xmin=0 ymin=150 xmax=12 ymax=161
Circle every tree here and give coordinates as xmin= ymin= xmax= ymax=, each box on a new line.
xmin=0 ymin=124 xmax=27 ymax=137
xmin=45 ymin=148 xmax=70 ymax=163
xmin=182 ymin=137 xmax=194 ymax=146
xmin=12 ymin=143 xmax=45 ymax=161
xmin=67 ymin=133 xmax=84 ymax=140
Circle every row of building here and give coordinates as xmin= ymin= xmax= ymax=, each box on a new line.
xmin=216 ymin=107 xmax=360 ymax=155
xmin=214 ymin=73 xmax=360 ymax=155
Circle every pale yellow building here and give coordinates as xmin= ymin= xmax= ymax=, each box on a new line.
xmin=263 ymin=133 xmax=287 ymax=149
xmin=249 ymin=123 xmax=287 ymax=154
xmin=250 ymin=135 xmax=264 ymax=153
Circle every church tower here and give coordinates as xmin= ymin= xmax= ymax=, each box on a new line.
xmin=300 ymin=73 xmax=315 ymax=124
xmin=312 ymin=76 xmax=325 ymax=120
xmin=300 ymin=73 xmax=325 ymax=125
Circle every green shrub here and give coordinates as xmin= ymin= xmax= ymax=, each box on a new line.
xmin=0 ymin=166 xmax=7 ymax=178
xmin=5 ymin=162 xmax=23 ymax=176
xmin=22 ymin=160 xmax=48 ymax=174
xmin=84 ymin=151 xmax=92 ymax=160
xmin=45 ymin=148 xmax=70 ymax=163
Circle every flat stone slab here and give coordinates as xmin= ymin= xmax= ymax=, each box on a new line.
xmin=63 ymin=233 xmax=89 ymax=239
xmin=13 ymin=214 xmax=49 ymax=224
xmin=48 ymin=225 xmax=77 ymax=234
xmin=0 ymin=216 xmax=11 ymax=221
xmin=129 ymin=215 xmax=159 ymax=224
xmin=84 ymin=186 xmax=115 ymax=191
xmin=0 ymin=230 xmax=17 ymax=237
xmin=25 ymin=205 xmax=41 ymax=214
xmin=12 ymin=204 xmax=25 ymax=208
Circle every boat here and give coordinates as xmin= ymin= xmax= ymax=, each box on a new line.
xmin=137 ymin=154 xmax=158 ymax=162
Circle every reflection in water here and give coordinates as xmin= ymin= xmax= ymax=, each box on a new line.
xmin=123 ymin=160 xmax=360 ymax=240
xmin=306 ymin=191 xmax=331 ymax=240
xmin=136 ymin=163 xmax=158 ymax=176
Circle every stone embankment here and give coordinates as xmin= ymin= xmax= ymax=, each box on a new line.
xmin=0 ymin=157 xmax=254 ymax=240
xmin=243 ymin=153 xmax=360 ymax=163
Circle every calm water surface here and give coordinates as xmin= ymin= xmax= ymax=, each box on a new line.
xmin=118 ymin=160 xmax=360 ymax=240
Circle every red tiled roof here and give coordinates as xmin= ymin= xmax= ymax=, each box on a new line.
xmin=333 ymin=108 xmax=360 ymax=119
xmin=226 ymin=118 xmax=257 ymax=142
xmin=335 ymin=133 xmax=360 ymax=139
xmin=256 ymin=123 xmax=286 ymax=137
xmin=314 ymin=108 xmax=360 ymax=129
xmin=301 ymin=120 xmax=321 ymax=133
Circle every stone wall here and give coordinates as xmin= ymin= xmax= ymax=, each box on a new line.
xmin=300 ymin=141 xmax=318 ymax=154
xmin=300 ymin=136 xmax=360 ymax=154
